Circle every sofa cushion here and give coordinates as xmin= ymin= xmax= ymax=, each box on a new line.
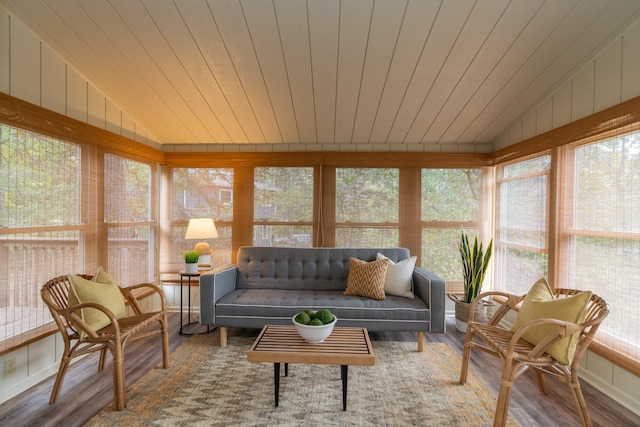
xmin=377 ymin=253 xmax=416 ymax=298
xmin=343 ymin=257 xmax=388 ymax=300
xmin=235 ymin=247 xmax=410 ymax=291
xmin=216 ymin=289 xmax=431 ymax=326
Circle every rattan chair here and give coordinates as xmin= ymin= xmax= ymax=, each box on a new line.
xmin=41 ymin=274 xmax=170 ymax=411
xmin=459 ymin=288 xmax=609 ymax=427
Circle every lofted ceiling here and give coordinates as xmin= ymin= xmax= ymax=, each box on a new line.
xmin=3 ymin=0 xmax=640 ymax=149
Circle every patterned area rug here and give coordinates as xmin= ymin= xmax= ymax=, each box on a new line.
xmin=86 ymin=334 xmax=519 ymax=426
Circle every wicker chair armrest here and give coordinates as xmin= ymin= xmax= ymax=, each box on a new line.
xmin=469 ymin=291 xmax=524 ymax=325
xmin=65 ymin=302 xmax=121 ymax=340
xmin=119 ymin=283 xmax=167 ymax=314
xmin=510 ymin=317 xmax=582 ymax=360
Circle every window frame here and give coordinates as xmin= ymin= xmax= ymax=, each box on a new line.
xmin=252 ymin=166 xmax=315 ymax=248
xmin=494 ymin=154 xmax=551 ymax=295
xmin=419 ymin=167 xmax=491 ymax=292
xmin=0 ymin=123 xmax=159 ymax=354
xmin=556 ymin=130 xmax=640 ymax=374
xmin=334 ymin=167 xmax=401 ymax=248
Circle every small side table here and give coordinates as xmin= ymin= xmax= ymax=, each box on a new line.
xmin=179 ymin=270 xmax=212 ymax=335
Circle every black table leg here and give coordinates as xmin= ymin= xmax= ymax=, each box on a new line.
xmin=341 ymin=365 xmax=348 ymax=410
xmin=284 ymin=362 xmax=288 ymax=377
xmin=274 ymin=363 xmax=280 ymax=407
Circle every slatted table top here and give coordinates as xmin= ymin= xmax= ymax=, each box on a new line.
xmin=247 ymin=325 xmax=375 ymax=366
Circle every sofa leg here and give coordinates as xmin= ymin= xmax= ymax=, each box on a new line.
xmin=417 ymin=331 xmax=424 ymax=352
xmin=220 ymin=327 xmax=227 ymax=347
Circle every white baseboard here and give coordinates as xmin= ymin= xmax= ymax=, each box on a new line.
xmin=579 ymin=368 xmax=640 ymax=416
xmin=0 ymin=365 xmax=58 ymax=405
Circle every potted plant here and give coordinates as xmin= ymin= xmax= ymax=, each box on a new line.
xmin=183 ymin=250 xmax=200 ymax=274
xmin=448 ymin=229 xmax=493 ymax=332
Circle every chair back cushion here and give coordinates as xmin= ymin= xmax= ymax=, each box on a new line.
xmin=235 ymin=246 xmax=410 ymax=291
xmin=511 ymin=278 xmax=591 ymax=365
xmin=68 ymin=268 xmax=126 ymax=337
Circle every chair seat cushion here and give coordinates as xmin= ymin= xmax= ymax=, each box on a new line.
xmin=216 ymin=289 xmax=430 ymax=322
xmin=511 ymin=278 xmax=591 ymax=365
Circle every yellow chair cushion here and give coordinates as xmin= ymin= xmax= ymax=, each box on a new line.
xmin=68 ymin=268 xmax=126 ymax=337
xmin=343 ymin=257 xmax=389 ymax=300
xmin=511 ymin=278 xmax=591 ymax=365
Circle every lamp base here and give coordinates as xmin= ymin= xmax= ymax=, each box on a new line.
xmin=198 ymin=254 xmax=211 ymax=265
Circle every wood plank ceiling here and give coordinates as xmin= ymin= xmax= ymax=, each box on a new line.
xmin=3 ymin=0 xmax=640 ymax=150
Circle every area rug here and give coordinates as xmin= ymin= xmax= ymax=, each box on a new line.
xmin=86 ymin=334 xmax=519 ymax=427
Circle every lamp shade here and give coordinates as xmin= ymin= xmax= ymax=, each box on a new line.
xmin=185 ymin=218 xmax=218 ymax=240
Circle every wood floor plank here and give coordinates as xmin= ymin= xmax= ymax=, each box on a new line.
xmin=0 ymin=315 xmax=637 ymax=427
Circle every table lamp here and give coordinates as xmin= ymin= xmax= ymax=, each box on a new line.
xmin=185 ymin=218 xmax=218 ymax=268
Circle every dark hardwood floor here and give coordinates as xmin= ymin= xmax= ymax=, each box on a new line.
xmin=0 ymin=314 xmax=638 ymax=426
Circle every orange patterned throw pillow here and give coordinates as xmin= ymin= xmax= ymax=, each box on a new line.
xmin=343 ymin=257 xmax=389 ymax=300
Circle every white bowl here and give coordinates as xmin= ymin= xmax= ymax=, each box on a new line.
xmin=292 ymin=313 xmax=337 ymax=343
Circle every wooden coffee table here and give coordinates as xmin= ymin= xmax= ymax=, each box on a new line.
xmin=247 ymin=325 xmax=375 ymax=410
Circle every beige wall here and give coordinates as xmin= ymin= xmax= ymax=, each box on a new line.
xmin=0 ymin=7 xmax=160 ymax=149
xmin=495 ymin=20 xmax=640 ymax=151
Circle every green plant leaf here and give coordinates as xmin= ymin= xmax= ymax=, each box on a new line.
xmin=459 ymin=229 xmax=493 ymax=303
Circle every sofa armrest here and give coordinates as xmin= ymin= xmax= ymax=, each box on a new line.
xmin=413 ymin=267 xmax=446 ymax=333
xmin=199 ymin=263 xmax=238 ymax=325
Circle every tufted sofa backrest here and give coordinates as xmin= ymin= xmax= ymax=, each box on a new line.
xmin=235 ymin=246 xmax=410 ymax=291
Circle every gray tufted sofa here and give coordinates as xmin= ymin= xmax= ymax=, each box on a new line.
xmin=199 ymin=246 xmax=446 ymax=351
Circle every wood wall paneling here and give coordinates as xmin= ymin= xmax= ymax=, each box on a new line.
xmin=621 ymin=21 xmax=640 ymax=101
xmin=552 ymin=81 xmax=572 ymax=129
xmin=10 ymin=17 xmax=40 ymax=105
xmin=105 ymin=98 xmax=121 ymax=135
xmin=0 ymin=93 xmax=164 ymax=164
xmin=162 ymin=150 xmax=491 ymax=169
xmin=66 ymin=68 xmax=87 ymax=122
xmin=121 ymin=112 xmax=135 ymax=141
xmin=41 ymin=48 xmax=66 ymax=115
xmin=571 ymin=62 xmax=595 ymax=121
xmin=522 ymin=110 xmax=537 ymax=141
xmin=0 ymin=10 xmax=8 ymax=94
xmin=536 ymin=98 xmax=554 ymax=137
xmin=594 ymin=38 xmax=623 ymax=112
xmin=492 ymin=95 xmax=640 ymax=164
xmin=87 ymin=85 xmax=106 ymax=129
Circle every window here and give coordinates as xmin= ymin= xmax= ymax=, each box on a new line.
xmin=335 ymin=168 xmax=399 ymax=247
xmin=104 ymin=154 xmax=155 ymax=285
xmin=0 ymin=122 xmax=161 ymax=352
xmin=421 ymin=168 xmax=485 ymax=290
xmin=253 ymin=167 xmax=314 ymax=247
xmin=1 ymin=125 xmax=82 ymax=348
xmin=563 ymin=131 xmax=640 ymax=366
xmin=495 ymin=157 xmax=550 ymax=295
xmin=160 ymin=168 xmax=233 ymax=277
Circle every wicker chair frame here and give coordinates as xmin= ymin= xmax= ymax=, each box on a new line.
xmin=459 ymin=288 xmax=609 ymax=427
xmin=41 ymin=274 xmax=170 ymax=411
